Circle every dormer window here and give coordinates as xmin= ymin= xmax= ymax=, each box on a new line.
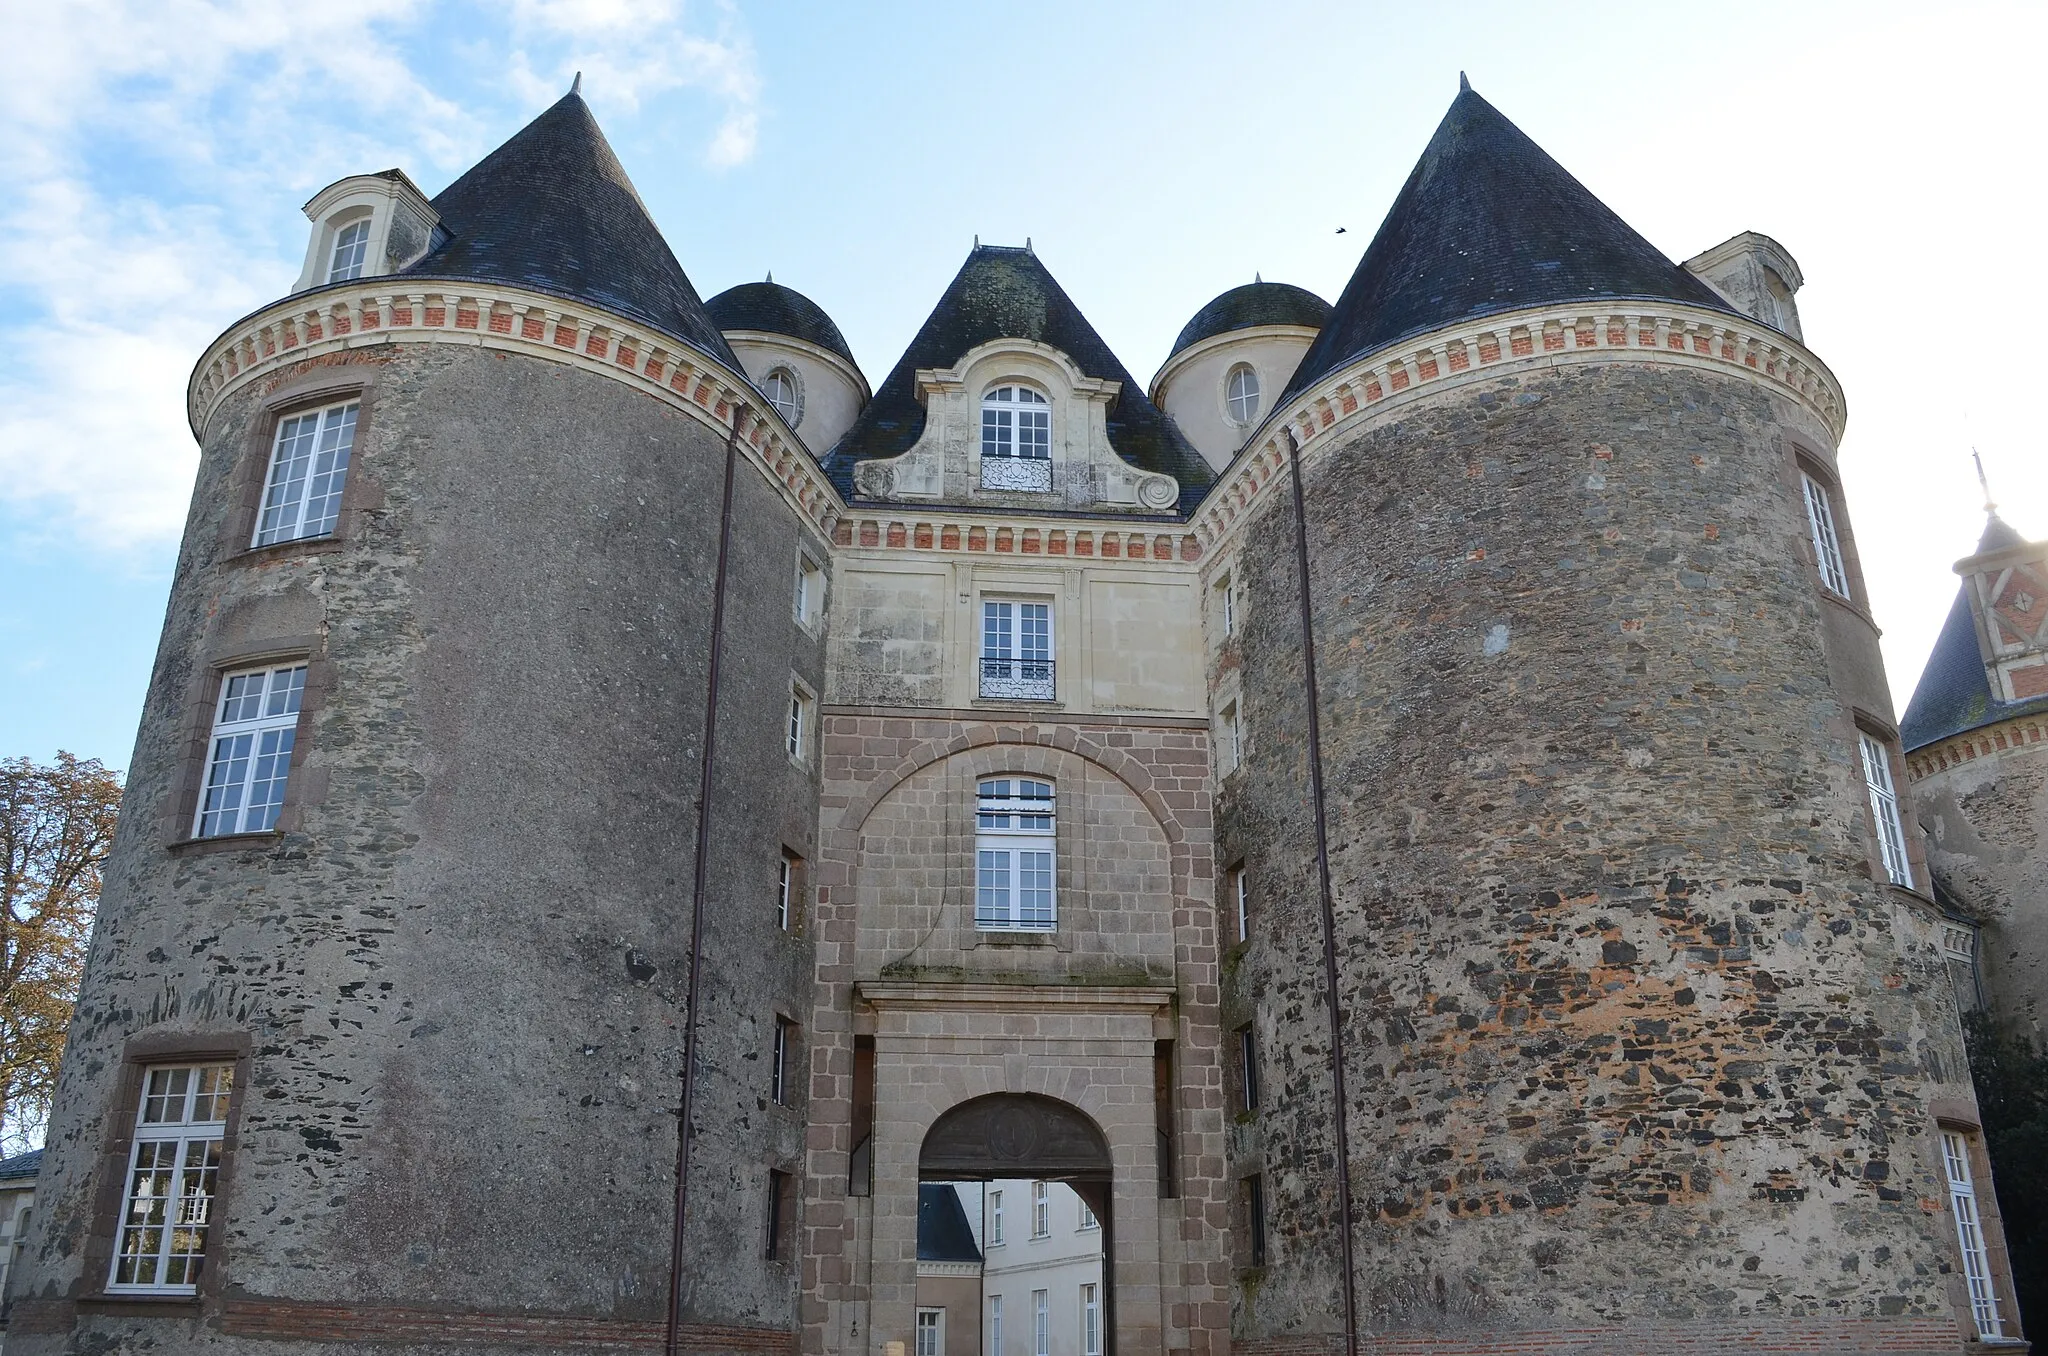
xmin=980 ymin=385 xmax=1051 ymax=491
xmin=327 ymin=219 xmax=371 ymax=283
xmin=765 ymin=368 xmax=803 ymax=427
xmin=1226 ymin=364 xmax=1260 ymax=424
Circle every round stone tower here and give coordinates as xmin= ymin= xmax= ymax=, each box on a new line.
xmin=1203 ymin=87 xmax=2018 ymax=1351
xmin=13 ymin=93 xmax=832 ymax=1353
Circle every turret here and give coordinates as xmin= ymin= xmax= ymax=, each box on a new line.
xmin=1151 ymin=279 xmax=1331 ymax=471
xmin=706 ymin=278 xmax=870 ymax=453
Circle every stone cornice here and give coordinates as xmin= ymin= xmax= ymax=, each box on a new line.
xmin=186 ymin=282 xmax=846 ymax=540
xmin=1148 ymin=322 xmax=1321 ymax=402
xmin=855 ymin=981 xmax=1176 ymax=1011
xmin=1189 ymin=302 xmax=1848 ymax=555
xmin=1906 ymin=713 xmax=2048 ymax=782
xmin=832 ymin=513 xmax=1202 ymax=564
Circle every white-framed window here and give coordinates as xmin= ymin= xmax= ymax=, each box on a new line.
xmin=108 ymin=1063 xmax=233 ymax=1293
xmin=765 ymin=368 xmax=803 ymax=427
xmin=1232 ymin=866 xmax=1250 ymax=944
xmin=1226 ymin=363 xmax=1260 ymax=424
xmin=990 ymin=1294 xmax=1003 ymax=1353
xmin=771 ymin=1016 xmax=794 ymax=1105
xmin=794 ymin=553 xmax=824 ymax=628
xmin=1214 ymin=571 xmax=1236 ymax=637
xmin=981 ymin=599 xmax=1054 ymax=701
xmin=1077 ymin=1197 xmax=1098 ymax=1231
xmin=1080 ymin=1282 xmax=1101 ymax=1356
xmin=777 ymin=854 xmax=794 ymax=931
xmin=1217 ymin=699 xmax=1242 ymax=776
xmin=981 ymin=385 xmax=1052 ymax=491
xmin=1238 ymin=1024 xmax=1260 ymax=1111
xmin=977 ymin=779 xmax=1056 ymax=931
xmin=915 ymin=1307 xmax=945 ymax=1356
xmin=1031 ymin=1180 xmax=1050 ymax=1238
xmin=254 ymin=402 xmax=358 ymax=547
xmin=1801 ymin=470 xmax=1851 ymax=598
xmin=195 ymin=663 xmax=306 ymax=838
xmin=788 ymin=683 xmax=814 ymax=764
xmin=990 ymin=1188 xmax=1005 ymax=1245
xmin=1858 ymin=732 xmax=1912 ymax=887
xmin=1033 ymin=1289 xmax=1050 ymax=1356
xmin=327 ymin=218 xmax=370 ymax=283
xmin=1941 ymin=1130 xmax=2008 ymax=1339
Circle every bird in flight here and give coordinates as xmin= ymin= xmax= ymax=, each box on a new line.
xmin=1335 ymin=226 xmax=1347 ymax=234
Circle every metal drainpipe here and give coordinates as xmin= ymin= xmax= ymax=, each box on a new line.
xmin=666 ymin=408 xmax=747 ymax=1356
xmin=1283 ymin=426 xmax=1360 ymax=1356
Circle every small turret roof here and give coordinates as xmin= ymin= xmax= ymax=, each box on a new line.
xmin=705 ymin=280 xmax=860 ymax=372
xmin=405 ymin=91 xmax=739 ymax=371
xmin=823 ymin=245 xmax=1212 ymax=511
xmin=917 ymin=1184 xmax=982 ymax=1263
xmin=1170 ymin=280 xmax=1332 ymax=358
xmin=1901 ymin=515 xmax=2048 ymax=750
xmin=1287 ymin=83 xmax=1738 ymax=397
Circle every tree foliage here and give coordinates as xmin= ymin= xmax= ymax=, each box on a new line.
xmin=0 ymin=753 xmax=120 ymax=1155
xmin=1961 ymin=1008 xmax=2048 ymax=1333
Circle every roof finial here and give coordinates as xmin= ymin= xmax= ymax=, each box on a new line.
xmin=1975 ymin=448 xmax=1998 ymax=516
xmin=570 ymin=70 xmax=583 ymax=96
xmin=765 ymin=269 xmax=773 ymax=284
xmin=973 ymin=234 xmax=980 ymax=249
xmin=1459 ymin=71 xmax=1470 ymax=92
xmin=1025 ymin=236 xmax=1033 ymax=254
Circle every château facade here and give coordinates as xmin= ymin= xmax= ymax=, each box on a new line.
xmin=9 ymin=79 xmax=2030 ymax=1356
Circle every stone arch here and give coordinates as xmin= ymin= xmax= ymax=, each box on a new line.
xmin=920 ymin=1092 xmax=1111 ymax=1183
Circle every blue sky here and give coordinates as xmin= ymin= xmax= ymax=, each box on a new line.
xmin=3 ymin=0 xmax=2043 ymax=771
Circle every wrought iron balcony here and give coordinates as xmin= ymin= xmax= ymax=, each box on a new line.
xmin=980 ymin=656 xmax=1056 ymax=701
xmin=980 ymin=455 xmax=1053 ymax=492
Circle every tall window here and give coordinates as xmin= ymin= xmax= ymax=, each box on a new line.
xmin=1941 ymin=1131 xmax=2008 ymax=1339
xmin=1801 ymin=470 xmax=1851 ymax=598
xmin=196 ymin=663 xmax=306 ymax=838
xmin=981 ymin=385 xmax=1052 ymax=491
xmin=788 ymin=684 xmax=813 ymax=763
xmin=1077 ymin=1198 xmax=1098 ymax=1231
xmin=1033 ymin=1289 xmax=1050 ymax=1356
xmin=1226 ymin=363 xmax=1260 ymax=423
xmin=109 ymin=1064 xmax=233 ymax=1293
xmin=915 ymin=1308 xmax=944 ymax=1356
xmin=981 ymin=600 xmax=1054 ymax=700
xmin=1232 ymin=867 xmax=1250 ymax=944
xmin=327 ymin=219 xmax=370 ymax=283
xmin=990 ymin=1189 xmax=1005 ymax=1245
xmin=990 ymin=1295 xmax=1003 ymax=1353
xmin=764 ymin=1168 xmax=791 ymax=1259
xmin=1031 ymin=1180 xmax=1050 ymax=1237
xmin=1238 ymin=1024 xmax=1260 ymax=1112
xmin=765 ymin=369 xmax=802 ymax=427
xmin=794 ymin=554 xmax=824 ymax=628
xmin=1218 ymin=699 xmax=1242 ymax=775
xmin=977 ymin=779 xmax=1056 ymax=931
xmin=1858 ymin=733 xmax=1912 ymax=886
xmin=771 ymin=1017 xmax=794 ymax=1106
xmin=1246 ymin=1173 xmax=1267 ymax=1267
xmin=1214 ymin=571 xmax=1236 ymax=636
xmin=254 ymin=402 xmax=357 ymax=547
xmin=777 ymin=854 xmax=795 ymax=931
xmin=1080 ymin=1283 xmax=1101 ymax=1356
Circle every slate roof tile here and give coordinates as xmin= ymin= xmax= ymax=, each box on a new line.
xmin=1170 ymin=281 xmax=1332 ymax=359
xmin=1901 ymin=516 xmax=2048 ymax=750
xmin=705 ymin=281 xmax=861 ymax=373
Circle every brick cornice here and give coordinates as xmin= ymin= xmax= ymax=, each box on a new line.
xmin=1906 ymin=713 xmax=2048 ymax=782
xmin=1191 ymin=302 xmax=1848 ymax=554
xmin=186 ymin=282 xmax=845 ymax=541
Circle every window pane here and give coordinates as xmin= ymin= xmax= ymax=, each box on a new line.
xmin=198 ymin=733 xmax=254 ymax=837
xmin=1020 ymin=604 xmax=1050 ymax=662
xmin=984 ymin=602 xmax=1013 ymax=658
xmin=978 ymin=848 xmax=1011 ymax=926
xmin=1018 ymin=850 xmax=1054 ymax=928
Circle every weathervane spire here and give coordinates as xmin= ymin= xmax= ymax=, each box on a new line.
xmin=570 ymin=70 xmax=583 ymax=96
xmin=1975 ymin=449 xmax=1998 ymax=516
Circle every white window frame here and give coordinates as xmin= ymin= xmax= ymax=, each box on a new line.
xmin=108 ymin=1063 xmax=234 ymax=1294
xmin=195 ymin=663 xmax=306 ymax=838
xmin=915 ymin=1307 xmax=945 ymax=1356
xmin=1080 ymin=1282 xmax=1101 ymax=1356
xmin=1858 ymin=732 xmax=1912 ymax=887
xmin=1225 ymin=363 xmax=1260 ymax=424
xmin=777 ymin=854 xmax=794 ymax=931
xmin=253 ymin=401 xmax=358 ymax=547
xmin=771 ymin=1016 xmax=793 ymax=1105
xmin=1218 ymin=699 xmax=1242 ymax=776
xmin=990 ymin=1294 xmax=1003 ymax=1353
xmin=1031 ymin=1180 xmax=1050 ymax=1238
xmin=1077 ymin=1197 xmax=1098 ymax=1231
xmin=1215 ymin=571 xmax=1236 ymax=637
xmin=981 ymin=385 xmax=1051 ymax=461
xmin=977 ymin=779 xmax=1057 ymax=931
xmin=327 ymin=217 xmax=371 ymax=283
xmin=980 ymin=599 xmax=1055 ymax=701
xmin=1033 ymin=1288 xmax=1050 ymax=1356
xmin=1941 ymin=1130 xmax=2007 ymax=1339
xmin=788 ymin=682 xmax=814 ymax=764
xmin=1233 ymin=867 xmax=1250 ymax=944
xmin=794 ymin=553 xmax=824 ymax=629
xmin=1801 ymin=470 xmax=1851 ymax=599
xmin=765 ymin=368 xmax=803 ymax=428
xmin=990 ymin=1189 xmax=1005 ymax=1245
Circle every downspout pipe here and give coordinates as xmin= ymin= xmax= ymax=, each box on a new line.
xmin=1283 ymin=426 xmax=1360 ymax=1356
xmin=667 ymin=407 xmax=747 ymax=1356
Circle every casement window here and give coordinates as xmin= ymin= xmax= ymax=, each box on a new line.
xmin=777 ymin=853 xmax=796 ymax=931
xmin=765 ymin=368 xmax=803 ymax=428
xmin=976 ymin=778 xmax=1056 ymax=931
xmin=1237 ymin=1024 xmax=1260 ymax=1112
xmin=990 ymin=1189 xmax=1005 ymax=1245
xmin=787 ymin=683 xmax=814 ymax=763
xmin=981 ymin=600 xmax=1054 ymax=700
xmin=108 ymin=1063 xmax=234 ymax=1293
xmin=764 ymin=1168 xmax=792 ymax=1260
xmin=1214 ymin=571 xmax=1236 ymax=637
xmin=981 ymin=385 xmax=1052 ymax=491
xmin=1941 ymin=1130 xmax=2009 ymax=1339
xmin=915 ymin=1309 xmax=944 ymax=1356
xmin=254 ymin=402 xmax=357 ymax=547
xmin=1800 ymin=470 xmax=1852 ymax=598
xmin=1226 ymin=363 xmax=1260 ymax=424
xmin=989 ymin=1295 xmax=1002 ymax=1352
xmin=1080 ymin=1282 xmax=1102 ymax=1356
xmin=1942 ymin=921 xmax=1986 ymax=1012
xmin=1033 ymin=1289 xmax=1050 ymax=1356
xmin=195 ymin=663 xmax=306 ymax=837
xmin=1246 ymin=1173 xmax=1267 ymax=1267
xmin=794 ymin=554 xmax=824 ymax=628
xmin=1218 ymin=699 xmax=1242 ymax=775
xmin=327 ymin=219 xmax=370 ymax=283
xmin=1077 ymin=1197 xmax=1098 ymax=1231
xmin=1031 ymin=1180 xmax=1050 ymax=1238
xmin=771 ymin=1017 xmax=794 ymax=1106
xmin=1858 ymin=732 xmax=1912 ymax=887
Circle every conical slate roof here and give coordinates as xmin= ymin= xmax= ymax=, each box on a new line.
xmin=1287 ymin=82 xmax=1738 ymax=396
xmin=1901 ymin=515 xmax=2048 ymax=750
xmin=916 ymin=1184 xmax=982 ymax=1263
xmin=404 ymin=92 xmax=739 ymax=370
xmin=823 ymin=245 xmax=1213 ymax=510
xmin=705 ymin=280 xmax=860 ymax=372
xmin=1170 ymin=280 xmax=1332 ymax=358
